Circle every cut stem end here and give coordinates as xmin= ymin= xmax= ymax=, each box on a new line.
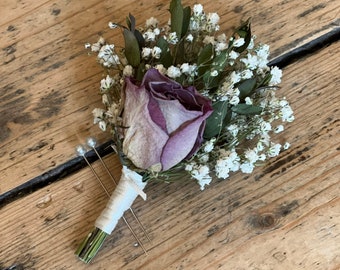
xmin=75 ymin=227 xmax=108 ymax=264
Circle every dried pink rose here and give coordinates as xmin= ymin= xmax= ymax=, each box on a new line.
xmin=122 ymin=68 xmax=213 ymax=171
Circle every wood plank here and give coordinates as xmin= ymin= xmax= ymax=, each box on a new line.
xmin=1 ymin=0 xmax=339 ymax=195
xmin=0 ymin=42 xmax=339 ymax=269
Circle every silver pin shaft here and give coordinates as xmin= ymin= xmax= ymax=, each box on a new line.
xmin=77 ymin=144 xmax=148 ymax=254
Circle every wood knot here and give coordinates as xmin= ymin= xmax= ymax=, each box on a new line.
xmin=249 ymin=212 xmax=278 ymax=229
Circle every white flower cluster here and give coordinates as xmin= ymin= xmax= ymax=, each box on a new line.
xmin=86 ymin=2 xmax=294 ymax=191
xmin=190 ymin=4 xmax=220 ymax=32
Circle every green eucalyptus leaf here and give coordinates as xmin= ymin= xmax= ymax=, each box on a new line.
xmin=202 ymin=49 xmax=229 ymax=89
xmin=197 ymin=44 xmax=214 ymax=75
xmin=231 ymin=103 xmax=263 ymax=115
xmin=212 ymin=50 xmax=229 ymax=72
xmin=237 ymin=78 xmax=257 ymax=99
xmin=128 ymin=14 xmax=136 ymax=31
xmin=181 ymin=6 xmax=191 ymax=37
xmin=203 ymin=71 xmax=224 ymax=90
xmin=123 ymin=29 xmax=140 ymax=67
xmin=170 ymin=0 xmax=184 ymax=38
xmin=156 ymin=37 xmax=173 ymax=67
xmin=136 ymin=62 xmax=146 ymax=82
xmin=204 ymin=101 xmax=231 ymax=139
xmin=133 ymin=29 xmax=145 ymax=49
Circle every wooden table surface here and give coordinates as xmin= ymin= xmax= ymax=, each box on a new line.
xmin=0 ymin=0 xmax=339 ymax=269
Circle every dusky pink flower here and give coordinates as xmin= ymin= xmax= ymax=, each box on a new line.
xmin=122 ymin=68 xmax=213 ymax=171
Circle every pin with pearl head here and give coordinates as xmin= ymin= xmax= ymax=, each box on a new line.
xmin=75 ymin=143 xmax=148 ymax=262
xmin=86 ymin=137 xmax=151 ymax=243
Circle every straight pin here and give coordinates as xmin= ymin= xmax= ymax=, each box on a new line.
xmin=86 ymin=137 xmax=152 ymax=243
xmin=76 ymin=144 xmax=148 ymax=254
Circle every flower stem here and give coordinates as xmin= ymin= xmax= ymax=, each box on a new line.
xmin=75 ymin=227 xmax=108 ymax=264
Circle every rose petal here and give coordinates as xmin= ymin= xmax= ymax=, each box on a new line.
xmin=161 ymin=113 xmax=211 ymax=170
xmin=154 ymin=97 xmax=202 ymax=133
xmin=123 ymin=79 xmax=169 ymax=169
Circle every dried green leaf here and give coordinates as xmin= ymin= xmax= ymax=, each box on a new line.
xmin=136 ymin=62 xmax=146 ymax=82
xmin=237 ymin=78 xmax=257 ymax=99
xmin=156 ymin=37 xmax=173 ymax=67
xmin=181 ymin=6 xmax=191 ymax=38
xmin=170 ymin=0 xmax=184 ymax=38
xmin=231 ymin=103 xmax=263 ymax=115
xmin=123 ymin=29 xmax=140 ymax=67
xmin=204 ymin=101 xmax=231 ymax=139
xmin=202 ymin=49 xmax=229 ymax=89
xmin=197 ymin=44 xmax=214 ymax=76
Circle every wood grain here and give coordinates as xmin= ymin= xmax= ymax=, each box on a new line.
xmin=0 ymin=42 xmax=339 ymax=270
xmin=1 ymin=0 xmax=339 ymax=195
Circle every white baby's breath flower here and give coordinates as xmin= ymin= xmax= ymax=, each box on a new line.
xmin=211 ymin=70 xmax=219 ymax=77
xmin=108 ymin=22 xmax=118 ymax=29
xmin=240 ymin=162 xmax=255 ymax=174
xmin=258 ymin=153 xmax=266 ymax=161
xmin=267 ymin=143 xmax=281 ymax=157
xmin=97 ymin=44 xmax=120 ymax=67
xmin=186 ymin=33 xmax=194 ymax=42
xmin=100 ymin=75 xmax=114 ymax=91
xmin=146 ymin=17 xmax=159 ymax=28
xmin=199 ymin=154 xmax=209 ymax=163
xmin=123 ymin=65 xmax=133 ymax=76
xmin=204 ymin=139 xmax=215 ymax=153
xmin=153 ymin=28 xmax=160 ymax=36
xmin=247 ymin=36 xmax=255 ymax=49
xmin=244 ymin=148 xmax=259 ymax=163
xmin=269 ymin=66 xmax=282 ymax=85
xmin=215 ymin=42 xmax=228 ymax=53
xmin=207 ymin=12 xmax=220 ymax=25
xmin=229 ymin=95 xmax=240 ymax=105
xmin=280 ymin=103 xmax=294 ymax=122
xmin=155 ymin=64 xmax=167 ymax=74
xmin=168 ymin=32 xmax=179 ymax=44
xmin=260 ymin=120 xmax=272 ymax=133
xmin=152 ymin=46 xmax=162 ymax=59
xmin=229 ymin=50 xmax=239 ymax=60
xmin=180 ymin=63 xmax=190 ymax=74
xmin=257 ymin=141 xmax=264 ymax=151
xmin=167 ymin=65 xmax=181 ymax=78
xmin=233 ymin=38 xmax=245 ymax=47
xmin=241 ymin=53 xmax=259 ymax=70
xmin=98 ymin=120 xmax=107 ymax=131
xmin=190 ymin=165 xmax=212 ymax=190
xmin=283 ymin=142 xmax=291 ymax=150
xmin=215 ymin=159 xmax=230 ymax=179
xmin=142 ymin=47 xmax=152 ymax=59
xmin=256 ymin=44 xmax=270 ymax=59
xmin=143 ymin=30 xmax=156 ymax=42
xmin=193 ymin=4 xmax=204 ymax=15
xmin=91 ymin=42 xmax=101 ymax=52
xmin=245 ymin=97 xmax=253 ymax=105
xmin=217 ymin=33 xmax=227 ymax=43
xmin=102 ymin=94 xmax=109 ymax=105
xmin=274 ymin=124 xmax=284 ymax=133
xmin=230 ymin=71 xmax=241 ymax=84
xmin=227 ymin=124 xmax=239 ymax=137
xmin=241 ymin=69 xmax=253 ymax=79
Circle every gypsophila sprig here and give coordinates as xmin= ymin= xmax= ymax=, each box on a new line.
xmin=77 ymin=0 xmax=295 ymax=263
xmin=87 ymin=0 xmax=294 ymax=188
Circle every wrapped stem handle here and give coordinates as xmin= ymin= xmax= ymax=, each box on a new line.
xmin=76 ymin=166 xmax=147 ymax=263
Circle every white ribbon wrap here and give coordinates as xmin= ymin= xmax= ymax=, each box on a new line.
xmin=95 ymin=166 xmax=147 ymax=234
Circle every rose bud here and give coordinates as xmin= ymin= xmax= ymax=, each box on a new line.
xmin=122 ymin=68 xmax=213 ymax=171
